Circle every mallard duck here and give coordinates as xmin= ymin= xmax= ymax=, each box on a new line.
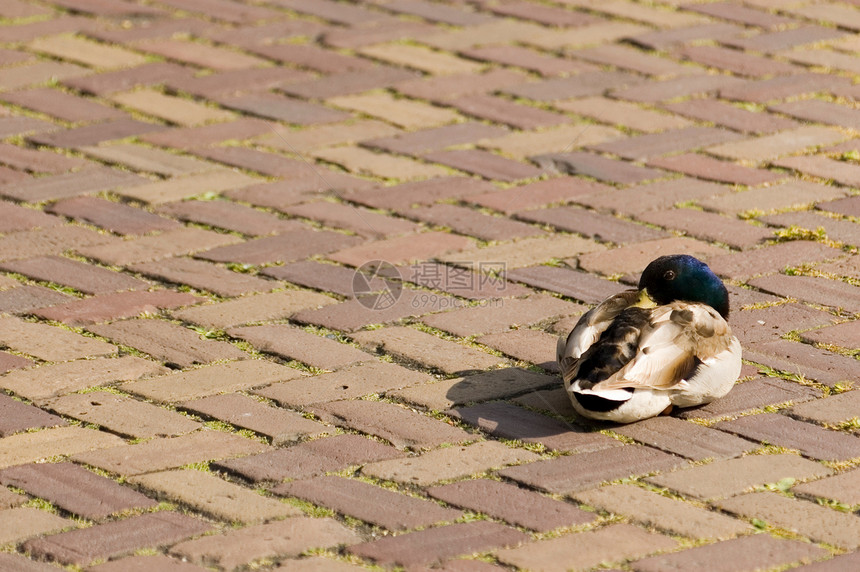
xmin=557 ymin=255 xmax=741 ymax=423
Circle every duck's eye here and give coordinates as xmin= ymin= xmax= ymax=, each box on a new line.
xmin=663 ymin=270 xmax=676 ymax=281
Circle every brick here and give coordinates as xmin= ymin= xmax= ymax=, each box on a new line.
xmin=0 ymin=394 xmax=66 ymax=436
xmin=762 ymin=210 xmax=860 ymax=247
xmin=728 ymin=304 xmax=836 ymax=346
xmin=504 ymin=71 xmax=640 ymax=102
xmin=613 ymin=74 xmax=745 ymax=103
xmin=575 ymin=44 xmax=696 ymax=77
xmin=677 ymin=44 xmax=798 ymax=77
xmin=313 ymin=145 xmax=449 ymax=179
xmin=30 ymin=34 xmax=147 ymax=69
xmin=87 ymin=555 xmax=208 ymax=572
xmin=121 ymin=360 xmax=305 ymax=404
xmin=28 ymin=118 xmax=168 ymax=149
xmin=329 ymin=92 xmax=459 ymax=129
xmin=409 ymin=204 xmax=545 ymax=241
xmin=708 ymin=126 xmax=847 ymax=163
xmin=0 ymin=87 xmax=126 ymax=124
xmin=790 ymin=390 xmax=860 ymax=427
xmin=170 ymin=517 xmax=358 ymax=571
xmin=0 ymin=201 xmax=62 ymax=233
xmin=0 ymin=0 xmax=50 ymax=18
xmin=78 ymin=227 xmax=242 ymax=266
xmin=462 ymin=45 xmax=592 ymax=77
xmin=255 ymin=360 xmax=432 ymax=407
xmin=1 ymin=356 xmax=165 ymax=402
xmin=664 ymin=99 xmax=799 ymax=134
xmin=686 ymin=2 xmax=796 ymax=28
xmin=716 ymin=413 xmax=860 ymax=462
xmin=111 ymin=89 xmax=234 ymax=127
xmin=46 ymin=391 xmax=201 ymax=439
xmin=481 ymin=124 xmax=626 ymax=159
xmin=446 ymin=94 xmax=567 ymax=130
xmin=784 ymin=48 xmax=860 ymax=75
xmin=632 ymin=534 xmax=828 ymax=572
xmin=329 ymin=231 xmax=471 ymax=268
xmin=62 ymin=61 xmax=190 ymax=96
xmin=35 ymin=290 xmax=199 ymax=326
xmin=116 ymin=171 xmax=259 ymax=205
xmin=0 ymin=60 xmax=88 ymax=91
xmin=707 ymin=242 xmax=842 ymax=280
xmin=592 ymin=127 xmax=743 ymax=162
xmin=262 ymin=120 xmax=398 ymax=155
xmin=0 ymin=284 xmax=71 ymax=314
xmin=46 ymin=197 xmax=180 ymax=235
xmin=615 ymin=417 xmax=756 ymax=461
xmin=275 ymin=475 xmax=461 ymax=530
xmin=311 ymin=400 xmax=472 ymax=450
xmin=497 ymin=523 xmax=675 ymax=572
xmin=717 ymin=491 xmax=860 ymax=549
xmin=351 ymin=326 xmax=505 ymax=375
xmin=196 ymin=230 xmax=362 ymax=266
xmin=129 ymin=258 xmax=275 ymax=297
xmin=0 ymin=508 xmax=72 ymax=546
xmin=577 ymin=177 xmax=726 ymax=217
xmin=132 ymin=37 xmax=267 ymax=70
xmin=173 ymin=291 xmax=335 ymax=330
xmin=776 ymin=154 xmax=860 ymax=188
xmin=575 ymin=484 xmax=750 ymax=540
xmin=519 ymin=206 xmax=667 ymax=245
xmin=215 ymin=92 xmax=349 ymax=125
xmin=349 ymin=521 xmax=528 ymax=569
xmin=143 ymin=118 xmax=272 ymax=151
xmin=24 ymin=511 xmax=211 ymax=566
xmin=744 ymin=339 xmax=859 ymax=388
xmin=215 ymin=434 xmax=403 ymax=483
xmin=0 ymin=484 xmax=25 ymax=509
xmin=396 ymin=69 xmax=528 ymax=101
xmin=470 ymin=177 xmax=611 ymax=215
xmin=391 ymin=367 xmax=557 ymax=410
xmin=578 ymin=237 xmax=725 ymax=276
xmin=0 ymin=167 xmax=147 ymax=203
xmin=819 ymin=195 xmax=860 ymax=218
xmin=88 ymin=319 xmax=246 ymax=368
xmin=365 ymin=122 xmax=506 ymax=157
xmin=79 ymin=144 xmax=217 ymax=177
xmin=0 ymin=462 xmax=156 ymax=519
xmin=793 ymin=467 xmax=860 ymax=506
xmin=0 ymin=426 xmax=124 ymax=469
xmin=473 ymin=329 xmax=556 ymax=372
xmin=363 ymin=440 xmax=538 ymax=485
xmin=181 ymin=394 xmax=330 ymax=445
xmin=501 ymin=445 xmax=685 ymax=495
xmin=699 ymin=181 xmax=846 ymax=216
xmin=719 ymin=72 xmax=848 ymax=104
xmin=73 ymin=430 xmax=267 ymax=476
xmin=817 ymin=256 xmax=860 ymax=281
xmin=0 ymin=316 xmax=116 ymax=361
xmin=789 ymin=3 xmax=860 ymax=31
xmin=132 ymin=469 xmax=299 ymax=524
xmin=229 ymin=325 xmax=372 ymax=370
xmin=427 ymin=149 xmax=544 ymax=182
xmin=646 ymin=454 xmax=833 ymax=500
xmin=158 ymin=0 xmax=282 ymax=23
xmin=649 ymin=154 xmax=784 ymax=187
xmin=557 ymin=96 xmax=691 ymax=133
xmin=283 ymin=202 xmax=420 ymax=240
xmin=262 ymin=261 xmax=360 ymax=298
xmin=676 ymin=377 xmax=820 ymax=421
xmin=748 ymin=274 xmax=860 ymax=314
xmin=344 ymin=177 xmax=491 ymax=212
xmin=0 ymin=143 xmax=84 ymax=174
xmin=359 ymin=43 xmax=481 ymax=76
xmin=0 ymin=351 xmax=32 ymax=374
xmin=506 ymin=265 xmax=628 ymax=305
xmin=450 ymin=402 xmax=621 ymax=453
xmin=770 ymin=99 xmax=860 ymax=131
xmin=0 ymin=256 xmax=149 ymax=295
xmin=0 ymin=552 xmax=63 ymax=571
xmin=422 ymin=295 xmax=582 ymax=337
xmin=291 ymin=289 xmax=438 ymax=332
xmin=534 ymin=152 xmax=666 ymax=185
xmin=639 ymin=209 xmax=771 ymax=250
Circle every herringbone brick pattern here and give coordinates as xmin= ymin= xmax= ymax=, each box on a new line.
xmin=0 ymin=1 xmax=858 ymax=570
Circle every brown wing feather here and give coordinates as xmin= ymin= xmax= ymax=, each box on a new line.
xmin=590 ymin=302 xmax=734 ymax=392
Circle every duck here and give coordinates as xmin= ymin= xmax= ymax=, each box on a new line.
xmin=557 ymin=254 xmax=741 ymax=423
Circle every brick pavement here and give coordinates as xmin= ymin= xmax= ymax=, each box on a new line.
xmin=0 ymin=0 xmax=858 ymax=570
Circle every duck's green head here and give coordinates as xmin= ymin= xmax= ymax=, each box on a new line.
xmin=639 ymin=254 xmax=730 ymax=319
